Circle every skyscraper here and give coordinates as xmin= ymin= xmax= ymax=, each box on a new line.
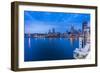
xmin=82 ymin=21 xmax=88 ymax=47
xmin=52 ymin=28 xmax=55 ymax=33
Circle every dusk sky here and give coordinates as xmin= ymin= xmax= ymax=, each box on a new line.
xmin=24 ymin=11 xmax=90 ymax=34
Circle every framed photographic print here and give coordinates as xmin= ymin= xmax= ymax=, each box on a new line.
xmin=11 ymin=1 xmax=97 ymax=71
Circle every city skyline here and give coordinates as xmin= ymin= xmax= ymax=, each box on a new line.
xmin=24 ymin=11 xmax=90 ymax=34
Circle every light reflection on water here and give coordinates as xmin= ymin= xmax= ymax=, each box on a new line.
xmin=24 ymin=38 xmax=79 ymax=62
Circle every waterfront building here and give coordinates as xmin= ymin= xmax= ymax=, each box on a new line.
xmin=73 ymin=21 xmax=90 ymax=59
xmin=79 ymin=36 xmax=83 ymax=49
xmin=82 ymin=21 xmax=90 ymax=46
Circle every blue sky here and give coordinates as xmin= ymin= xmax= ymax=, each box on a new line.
xmin=24 ymin=11 xmax=90 ymax=34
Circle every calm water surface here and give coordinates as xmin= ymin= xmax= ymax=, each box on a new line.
xmin=24 ymin=38 xmax=79 ymax=61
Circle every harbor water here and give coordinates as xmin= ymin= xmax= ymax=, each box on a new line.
xmin=24 ymin=38 xmax=79 ymax=61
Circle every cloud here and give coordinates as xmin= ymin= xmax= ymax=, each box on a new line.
xmin=25 ymin=21 xmax=59 ymax=33
xmin=24 ymin=11 xmax=90 ymax=33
